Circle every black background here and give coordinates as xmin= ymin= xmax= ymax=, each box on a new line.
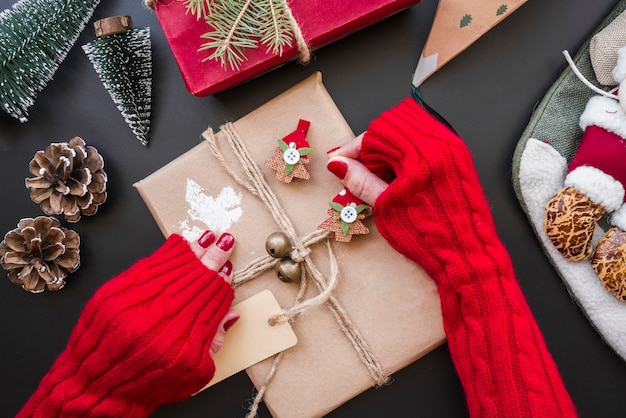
xmin=1 ymin=0 xmax=625 ymax=417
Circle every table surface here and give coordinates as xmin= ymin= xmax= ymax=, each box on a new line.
xmin=2 ymin=0 xmax=625 ymax=416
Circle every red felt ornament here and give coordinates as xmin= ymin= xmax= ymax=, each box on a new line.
xmin=265 ymin=119 xmax=312 ymax=183
xmin=319 ymin=188 xmax=370 ymax=242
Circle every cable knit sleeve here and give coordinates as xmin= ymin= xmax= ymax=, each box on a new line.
xmin=18 ymin=234 xmax=234 ymax=418
xmin=360 ymin=98 xmax=577 ymax=417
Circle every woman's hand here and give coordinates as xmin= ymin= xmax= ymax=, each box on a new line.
xmin=189 ymin=230 xmax=240 ymax=355
xmin=324 ymin=98 xmax=576 ymax=418
xmin=326 ymin=133 xmax=388 ymax=206
xmin=18 ymin=231 xmax=238 ymax=418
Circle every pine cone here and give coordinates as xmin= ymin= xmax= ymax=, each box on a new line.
xmin=0 ymin=217 xmax=80 ymax=293
xmin=25 ymin=137 xmax=108 ymax=222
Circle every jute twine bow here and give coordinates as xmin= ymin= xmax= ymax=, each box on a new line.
xmin=143 ymin=0 xmax=311 ymax=64
xmin=203 ymin=123 xmax=389 ymax=416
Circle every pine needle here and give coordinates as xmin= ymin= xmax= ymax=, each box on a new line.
xmin=181 ymin=0 xmax=213 ymax=20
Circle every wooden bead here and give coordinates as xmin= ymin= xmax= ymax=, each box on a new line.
xmin=94 ymin=16 xmax=134 ymax=38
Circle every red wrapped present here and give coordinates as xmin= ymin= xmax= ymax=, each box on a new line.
xmin=152 ymin=0 xmax=421 ymax=96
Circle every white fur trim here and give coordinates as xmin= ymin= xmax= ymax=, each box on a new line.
xmin=612 ymin=45 xmax=626 ymax=84
xmin=579 ymin=95 xmax=626 ymax=138
xmin=610 ymin=204 xmax=626 ymax=230
xmin=564 ymin=165 xmax=624 ymax=212
xmin=518 ymin=138 xmax=626 ymax=362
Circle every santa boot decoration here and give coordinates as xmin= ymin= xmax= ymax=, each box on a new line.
xmin=544 ymin=92 xmax=626 ymax=263
xmin=590 ymin=45 xmax=626 ymax=301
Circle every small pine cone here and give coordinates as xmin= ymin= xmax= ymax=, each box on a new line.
xmin=0 ymin=217 xmax=80 ymax=293
xmin=25 ymin=137 xmax=108 ymax=222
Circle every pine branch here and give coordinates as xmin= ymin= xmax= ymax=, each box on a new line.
xmin=194 ymin=0 xmax=295 ymax=70
xmin=199 ymin=0 xmax=259 ymax=70
xmin=258 ymin=0 xmax=294 ymax=56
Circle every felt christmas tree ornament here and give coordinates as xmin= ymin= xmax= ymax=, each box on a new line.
xmin=264 ymin=119 xmax=313 ymax=183
xmin=360 ymin=98 xmax=576 ymax=417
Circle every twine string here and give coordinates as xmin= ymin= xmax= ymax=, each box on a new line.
xmin=246 ymin=255 xmax=310 ymax=418
xmin=269 ymin=240 xmax=338 ymax=325
xmin=203 ymin=123 xmax=389 ymax=415
xmin=144 ymin=0 xmax=311 ymax=63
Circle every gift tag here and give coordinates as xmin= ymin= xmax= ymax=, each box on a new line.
xmin=202 ymin=290 xmax=298 ymax=388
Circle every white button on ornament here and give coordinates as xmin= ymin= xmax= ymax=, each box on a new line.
xmin=283 ymin=142 xmax=300 ymax=165
xmin=340 ymin=204 xmax=358 ymax=223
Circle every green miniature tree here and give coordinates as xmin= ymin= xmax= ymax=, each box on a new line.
xmin=0 ymin=0 xmax=100 ymax=122
xmin=82 ymin=16 xmax=152 ymax=147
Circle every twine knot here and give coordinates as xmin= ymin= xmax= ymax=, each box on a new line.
xmin=289 ymin=246 xmax=310 ymax=263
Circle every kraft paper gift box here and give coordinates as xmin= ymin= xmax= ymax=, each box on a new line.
xmin=152 ymin=0 xmax=421 ymax=96
xmin=134 ymin=73 xmax=445 ymax=417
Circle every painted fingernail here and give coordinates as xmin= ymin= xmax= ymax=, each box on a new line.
xmin=224 ymin=315 xmax=240 ymax=332
xmin=326 ymin=146 xmax=340 ymax=155
xmin=327 ymin=160 xmax=348 ymax=179
xmin=216 ymin=233 xmax=235 ymax=251
xmin=219 ymin=260 xmax=233 ymax=276
xmin=198 ymin=230 xmax=216 ymax=248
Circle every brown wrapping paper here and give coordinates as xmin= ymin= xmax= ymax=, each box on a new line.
xmin=134 ymin=73 xmax=445 ymax=417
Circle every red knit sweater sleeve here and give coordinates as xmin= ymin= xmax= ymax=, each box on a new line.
xmin=360 ymin=98 xmax=577 ymax=417
xmin=18 ymin=234 xmax=234 ymax=418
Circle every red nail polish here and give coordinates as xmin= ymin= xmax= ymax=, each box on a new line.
xmin=219 ymin=260 xmax=233 ymax=276
xmin=216 ymin=233 xmax=235 ymax=251
xmin=327 ymin=160 xmax=348 ymax=179
xmin=326 ymin=146 xmax=340 ymax=155
xmin=198 ymin=230 xmax=216 ymax=248
xmin=224 ymin=315 xmax=240 ymax=332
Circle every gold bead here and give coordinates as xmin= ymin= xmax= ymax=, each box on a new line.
xmin=265 ymin=231 xmax=292 ymax=259
xmin=276 ymin=257 xmax=301 ymax=283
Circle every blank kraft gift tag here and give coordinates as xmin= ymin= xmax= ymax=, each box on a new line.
xmin=202 ymin=290 xmax=298 ymax=388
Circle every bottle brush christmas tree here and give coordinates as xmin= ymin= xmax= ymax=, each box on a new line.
xmin=0 ymin=0 xmax=100 ymax=122
xmin=82 ymin=15 xmax=152 ymax=146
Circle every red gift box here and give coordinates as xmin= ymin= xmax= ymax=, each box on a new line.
xmin=154 ymin=0 xmax=421 ymax=96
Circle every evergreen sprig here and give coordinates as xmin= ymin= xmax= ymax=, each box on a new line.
xmin=193 ymin=0 xmax=295 ymax=70
xmin=0 ymin=0 xmax=100 ymax=122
